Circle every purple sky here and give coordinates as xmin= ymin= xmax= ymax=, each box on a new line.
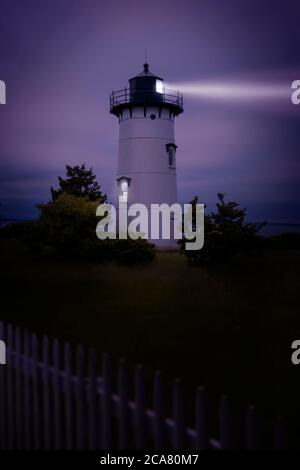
xmin=0 ymin=0 xmax=300 ymax=222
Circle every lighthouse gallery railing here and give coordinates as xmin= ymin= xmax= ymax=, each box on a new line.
xmin=110 ymin=87 xmax=183 ymax=113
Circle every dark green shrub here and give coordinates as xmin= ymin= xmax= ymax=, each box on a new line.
xmin=264 ymin=232 xmax=300 ymax=250
xmin=0 ymin=194 xmax=155 ymax=264
xmin=106 ymin=238 xmax=155 ymax=264
xmin=181 ymin=193 xmax=265 ymax=265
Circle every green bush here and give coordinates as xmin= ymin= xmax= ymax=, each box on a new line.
xmin=78 ymin=238 xmax=155 ymax=264
xmin=0 ymin=221 xmax=34 ymax=240
xmin=181 ymin=193 xmax=265 ymax=265
xmin=0 ymin=193 xmax=155 ymax=264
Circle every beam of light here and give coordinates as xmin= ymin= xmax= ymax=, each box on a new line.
xmin=167 ymin=80 xmax=291 ymax=103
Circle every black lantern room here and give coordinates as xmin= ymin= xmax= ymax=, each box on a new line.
xmin=110 ymin=63 xmax=183 ymax=117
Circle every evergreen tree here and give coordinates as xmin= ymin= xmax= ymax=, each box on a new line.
xmin=50 ymin=164 xmax=107 ymax=203
xmin=182 ymin=193 xmax=265 ymax=264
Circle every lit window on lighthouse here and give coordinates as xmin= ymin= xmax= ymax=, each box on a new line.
xmin=119 ymin=179 xmax=129 ymax=202
xmin=156 ymin=79 xmax=163 ymax=94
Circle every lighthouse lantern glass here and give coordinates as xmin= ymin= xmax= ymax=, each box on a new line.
xmin=156 ymin=79 xmax=163 ymax=94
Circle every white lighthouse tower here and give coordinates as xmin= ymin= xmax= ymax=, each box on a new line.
xmin=110 ymin=63 xmax=184 ymax=247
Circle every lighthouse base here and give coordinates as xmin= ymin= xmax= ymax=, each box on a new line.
xmin=149 ymin=237 xmax=180 ymax=251
xmin=155 ymin=244 xmax=180 ymax=252
xmin=115 ymin=203 xmax=182 ymax=251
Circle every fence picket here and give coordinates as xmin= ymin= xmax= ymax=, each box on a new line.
xmin=53 ymin=338 xmax=61 ymax=449
xmin=153 ymin=371 xmax=164 ymax=449
xmin=101 ymin=353 xmax=112 ymax=449
xmin=64 ymin=342 xmax=73 ymax=450
xmin=23 ymin=331 xmax=31 ymax=449
xmin=31 ymin=333 xmax=40 ymax=449
xmin=76 ymin=345 xmax=84 ymax=450
xmin=118 ymin=359 xmax=129 ymax=450
xmin=6 ymin=324 xmax=14 ymax=450
xmin=15 ymin=327 xmax=22 ymax=449
xmin=245 ymin=405 xmax=258 ymax=450
xmin=219 ymin=396 xmax=234 ymax=449
xmin=0 ymin=322 xmax=5 ymax=449
xmin=42 ymin=335 xmax=51 ymax=450
xmin=88 ymin=349 xmax=97 ymax=450
xmin=274 ymin=416 xmax=286 ymax=450
xmin=195 ymin=386 xmax=208 ymax=450
xmin=173 ymin=378 xmax=185 ymax=450
xmin=135 ymin=365 xmax=146 ymax=450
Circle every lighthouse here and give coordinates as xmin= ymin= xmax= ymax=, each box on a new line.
xmin=110 ymin=63 xmax=183 ymax=247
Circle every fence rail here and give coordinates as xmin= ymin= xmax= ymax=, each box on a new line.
xmin=0 ymin=321 xmax=286 ymax=450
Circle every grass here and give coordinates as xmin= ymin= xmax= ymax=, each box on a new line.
xmin=1 ymin=239 xmax=300 ymax=446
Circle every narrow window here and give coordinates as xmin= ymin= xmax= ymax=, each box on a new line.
xmin=166 ymin=143 xmax=177 ymax=168
xmin=117 ymin=177 xmax=131 ymax=203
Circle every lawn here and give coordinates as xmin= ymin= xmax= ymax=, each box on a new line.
xmin=1 ymin=239 xmax=300 ymax=446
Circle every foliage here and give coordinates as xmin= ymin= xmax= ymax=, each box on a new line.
xmin=80 ymin=238 xmax=156 ymax=264
xmin=0 ymin=221 xmax=34 ymax=240
xmin=35 ymin=193 xmax=98 ymax=253
xmin=182 ymin=193 xmax=265 ymax=265
xmin=264 ymin=232 xmax=300 ymax=250
xmin=0 ymin=163 xmax=155 ymax=264
xmin=50 ymin=164 xmax=107 ymax=202
xmin=0 ymin=193 xmax=155 ymax=264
